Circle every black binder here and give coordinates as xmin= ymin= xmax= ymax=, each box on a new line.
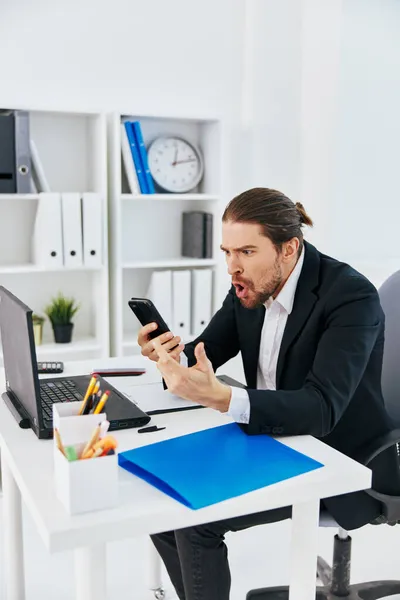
xmin=0 ymin=111 xmax=16 ymax=193
xmin=0 ymin=109 xmax=31 ymax=193
xmin=181 ymin=211 xmax=213 ymax=259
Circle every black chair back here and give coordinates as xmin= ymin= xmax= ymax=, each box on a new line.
xmin=379 ymin=270 xmax=400 ymax=426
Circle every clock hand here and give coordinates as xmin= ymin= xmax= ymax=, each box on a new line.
xmin=173 ymin=158 xmax=197 ymax=165
xmin=172 ymin=145 xmax=178 ymax=166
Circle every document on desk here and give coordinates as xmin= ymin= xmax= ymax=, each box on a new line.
xmin=104 ymin=380 xmax=202 ymax=415
xmin=118 ymin=423 xmax=324 ymax=510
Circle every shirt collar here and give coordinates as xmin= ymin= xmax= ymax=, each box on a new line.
xmin=265 ymin=247 xmax=305 ymax=314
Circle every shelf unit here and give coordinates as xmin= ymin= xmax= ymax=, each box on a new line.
xmin=122 ymin=258 xmax=218 ymax=270
xmin=0 ymin=108 xmax=110 ymax=365
xmin=108 ymin=111 xmax=223 ymax=356
xmin=121 ymin=193 xmax=219 ymax=202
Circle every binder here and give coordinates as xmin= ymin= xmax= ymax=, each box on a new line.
xmin=182 ymin=212 xmax=204 ymax=258
xmin=192 ymin=269 xmax=213 ymax=336
xmin=14 ymin=110 xmax=31 ymax=193
xmin=118 ymin=423 xmax=323 ymax=510
xmin=172 ymin=270 xmax=191 ymax=340
xmin=203 ymin=212 xmax=213 ymax=258
xmin=147 ymin=270 xmax=173 ymax=328
xmin=0 ymin=111 xmax=16 ymax=193
xmin=132 ymin=121 xmax=155 ymax=194
xmin=82 ymin=193 xmax=102 ymax=267
xmin=32 ymin=193 xmax=64 ymax=267
xmin=30 ymin=139 xmax=50 ymax=193
xmin=123 ymin=122 xmax=148 ymax=194
xmin=181 ymin=211 xmax=213 ymax=258
xmin=120 ymin=124 xmax=140 ymax=194
xmin=61 ymin=193 xmax=83 ymax=268
xmin=0 ymin=110 xmax=31 ymax=193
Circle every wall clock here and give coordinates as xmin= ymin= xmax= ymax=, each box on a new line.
xmin=147 ymin=136 xmax=204 ymax=193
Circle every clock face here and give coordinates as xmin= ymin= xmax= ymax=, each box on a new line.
xmin=147 ymin=136 xmax=203 ymax=193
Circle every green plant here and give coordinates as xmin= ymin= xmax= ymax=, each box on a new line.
xmin=32 ymin=313 xmax=45 ymax=325
xmin=44 ymin=293 xmax=80 ymax=326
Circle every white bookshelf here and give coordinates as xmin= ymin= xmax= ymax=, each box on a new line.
xmin=108 ymin=111 xmax=224 ymax=356
xmin=0 ymin=108 xmax=110 ymax=365
xmin=122 ymin=193 xmax=219 ymax=202
xmin=122 ymin=258 xmax=217 ymax=270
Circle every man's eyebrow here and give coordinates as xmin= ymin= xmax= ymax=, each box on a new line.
xmin=220 ymin=245 xmax=258 ymax=252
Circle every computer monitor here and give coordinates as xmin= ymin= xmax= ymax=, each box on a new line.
xmin=0 ymin=285 xmax=42 ymax=429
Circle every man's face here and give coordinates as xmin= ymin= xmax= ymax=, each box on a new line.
xmin=221 ymin=221 xmax=284 ymax=309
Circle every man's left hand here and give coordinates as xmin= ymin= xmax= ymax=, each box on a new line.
xmin=153 ymin=339 xmax=232 ymax=413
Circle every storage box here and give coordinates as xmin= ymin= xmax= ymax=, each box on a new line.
xmin=53 ymin=402 xmax=118 ymax=515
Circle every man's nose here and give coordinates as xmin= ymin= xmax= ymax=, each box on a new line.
xmin=227 ymin=257 xmax=243 ymax=276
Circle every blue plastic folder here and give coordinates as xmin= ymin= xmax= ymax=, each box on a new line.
xmin=118 ymin=424 xmax=323 ymax=510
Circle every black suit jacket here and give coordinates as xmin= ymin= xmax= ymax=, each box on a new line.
xmin=184 ymin=241 xmax=399 ymax=530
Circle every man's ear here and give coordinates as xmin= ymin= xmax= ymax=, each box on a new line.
xmin=282 ymin=237 xmax=300 ymax=261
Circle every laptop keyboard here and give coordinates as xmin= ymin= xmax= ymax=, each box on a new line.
xmin=40 ymin=380 xmax=83 ymax=427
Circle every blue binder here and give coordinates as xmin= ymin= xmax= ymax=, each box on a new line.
xmin=132 ymin=121 xmax=155 ymax=194
xmin=118 ymin=423 xmax=323 ymax=510
xmin=124 ymin=121 xmax=148 ymax=194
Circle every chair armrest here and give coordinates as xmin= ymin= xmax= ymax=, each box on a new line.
xmin=356 ymin=428 xmax=400 ymax=466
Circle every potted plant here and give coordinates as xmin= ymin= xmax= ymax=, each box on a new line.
xmin=44 ymin=293 xmax=80 ymax=344
xmin=32 ymin=313 xmax=45 ymax=346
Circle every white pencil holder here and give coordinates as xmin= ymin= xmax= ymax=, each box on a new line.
xmin=53 ymin=402 xmax=118 ymax=515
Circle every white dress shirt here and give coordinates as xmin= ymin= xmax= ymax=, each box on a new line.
xmin=227 ymin=248 xmax=305 ymax=424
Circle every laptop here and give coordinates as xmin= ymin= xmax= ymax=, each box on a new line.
xmin=0 ymin=286 xmax=150 ymax=439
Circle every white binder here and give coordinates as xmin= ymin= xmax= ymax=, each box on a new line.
xmin=172 ymin=270 xmax=191 ymax=340
xmin=32 ymin=193 xmax=64 ymax=267
xmin=82 ymin=193 xmax=103 ymax=267
xmin=121 ymin=124 xmax=140 ymax=194
xmin=147 ymin=270 xmax=173 ymax=329
xmin=61 ymin=193 xmax=83 ymax=268
xmin=30 ymin=139 xmax=50 ymax=193
xmin=192 ymin=269 xmax=213 ymax=336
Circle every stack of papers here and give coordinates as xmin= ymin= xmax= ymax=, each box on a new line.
xmin=104 ymin=380 xmax=201 ymax=415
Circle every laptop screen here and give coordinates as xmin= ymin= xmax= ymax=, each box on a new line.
xmin=0 ymin=286 xmax=41 ymax=429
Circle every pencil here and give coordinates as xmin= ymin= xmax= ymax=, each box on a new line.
xmin=54 ymin=428 xmax=66 ymax=457
xmin=91 ymin=389 xmax=103 ymax=414
xmin=78 ymin=375 xmax=98 ymax=415
xmin=93 ymin=390 xmax=110 ymax=415
xmin=80 ymin=422 xmax=102 ymax=459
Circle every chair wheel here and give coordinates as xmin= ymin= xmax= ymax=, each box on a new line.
xmin=154 ymin=588 xmax=165 ymax=600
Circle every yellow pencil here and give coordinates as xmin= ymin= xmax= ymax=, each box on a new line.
xmin=78 ymin=375 xmax=98 ymax=415
xmin=80 ymin=422 xmax=102 ymax=459
xmin=94 ymin=390 xmax=110 ymax=415
xmin=54 ymin=428 xmax=66 ymax=457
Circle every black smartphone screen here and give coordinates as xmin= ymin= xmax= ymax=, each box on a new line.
xmin=128 ymin=298 xmax=170 ymax=339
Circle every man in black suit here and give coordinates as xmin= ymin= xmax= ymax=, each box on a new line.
xmin=137 ymin=188 xmax=395 ymax=600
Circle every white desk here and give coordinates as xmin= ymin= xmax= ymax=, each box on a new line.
xmin=0 ymin=357 xmax=372 ymax=600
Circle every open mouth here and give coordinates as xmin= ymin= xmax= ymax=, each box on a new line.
xmin=233 ymin=283 xmax=249 ymax=299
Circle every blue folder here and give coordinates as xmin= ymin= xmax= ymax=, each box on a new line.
xmin=118 ymin=423 xmax=323 ymax=510
xmin=124 ymin=121 xmax=148 ymax=194
xmin=132 ymin=121 xmax=155 ymax=194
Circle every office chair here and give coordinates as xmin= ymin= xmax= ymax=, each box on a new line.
xmin=247 ymin=269 xmax=400 ymax=600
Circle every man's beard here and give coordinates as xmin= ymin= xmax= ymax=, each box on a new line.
xmin=239 ymin=259 xmax=283 ymax=309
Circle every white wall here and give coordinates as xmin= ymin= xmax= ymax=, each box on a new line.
xmin=331 ymin=0 xmax=400 ymax=282
xmin=242 ymin=0 xmax=400 ymax=287
xmin=0 ymin=0 xmax=242 ymax=119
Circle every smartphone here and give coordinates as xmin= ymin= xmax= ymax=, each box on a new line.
xmin=91 ymin=368 xmax=146 ymax=377
xmin=128 ymin=298 xmax=170 ymax=339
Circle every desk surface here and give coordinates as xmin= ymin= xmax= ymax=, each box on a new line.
xmin=0 ymin=357 xmax=371 ymax=553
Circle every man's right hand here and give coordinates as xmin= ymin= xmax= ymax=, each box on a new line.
xmin=137 ymin=323 xmax=185 ymax=363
